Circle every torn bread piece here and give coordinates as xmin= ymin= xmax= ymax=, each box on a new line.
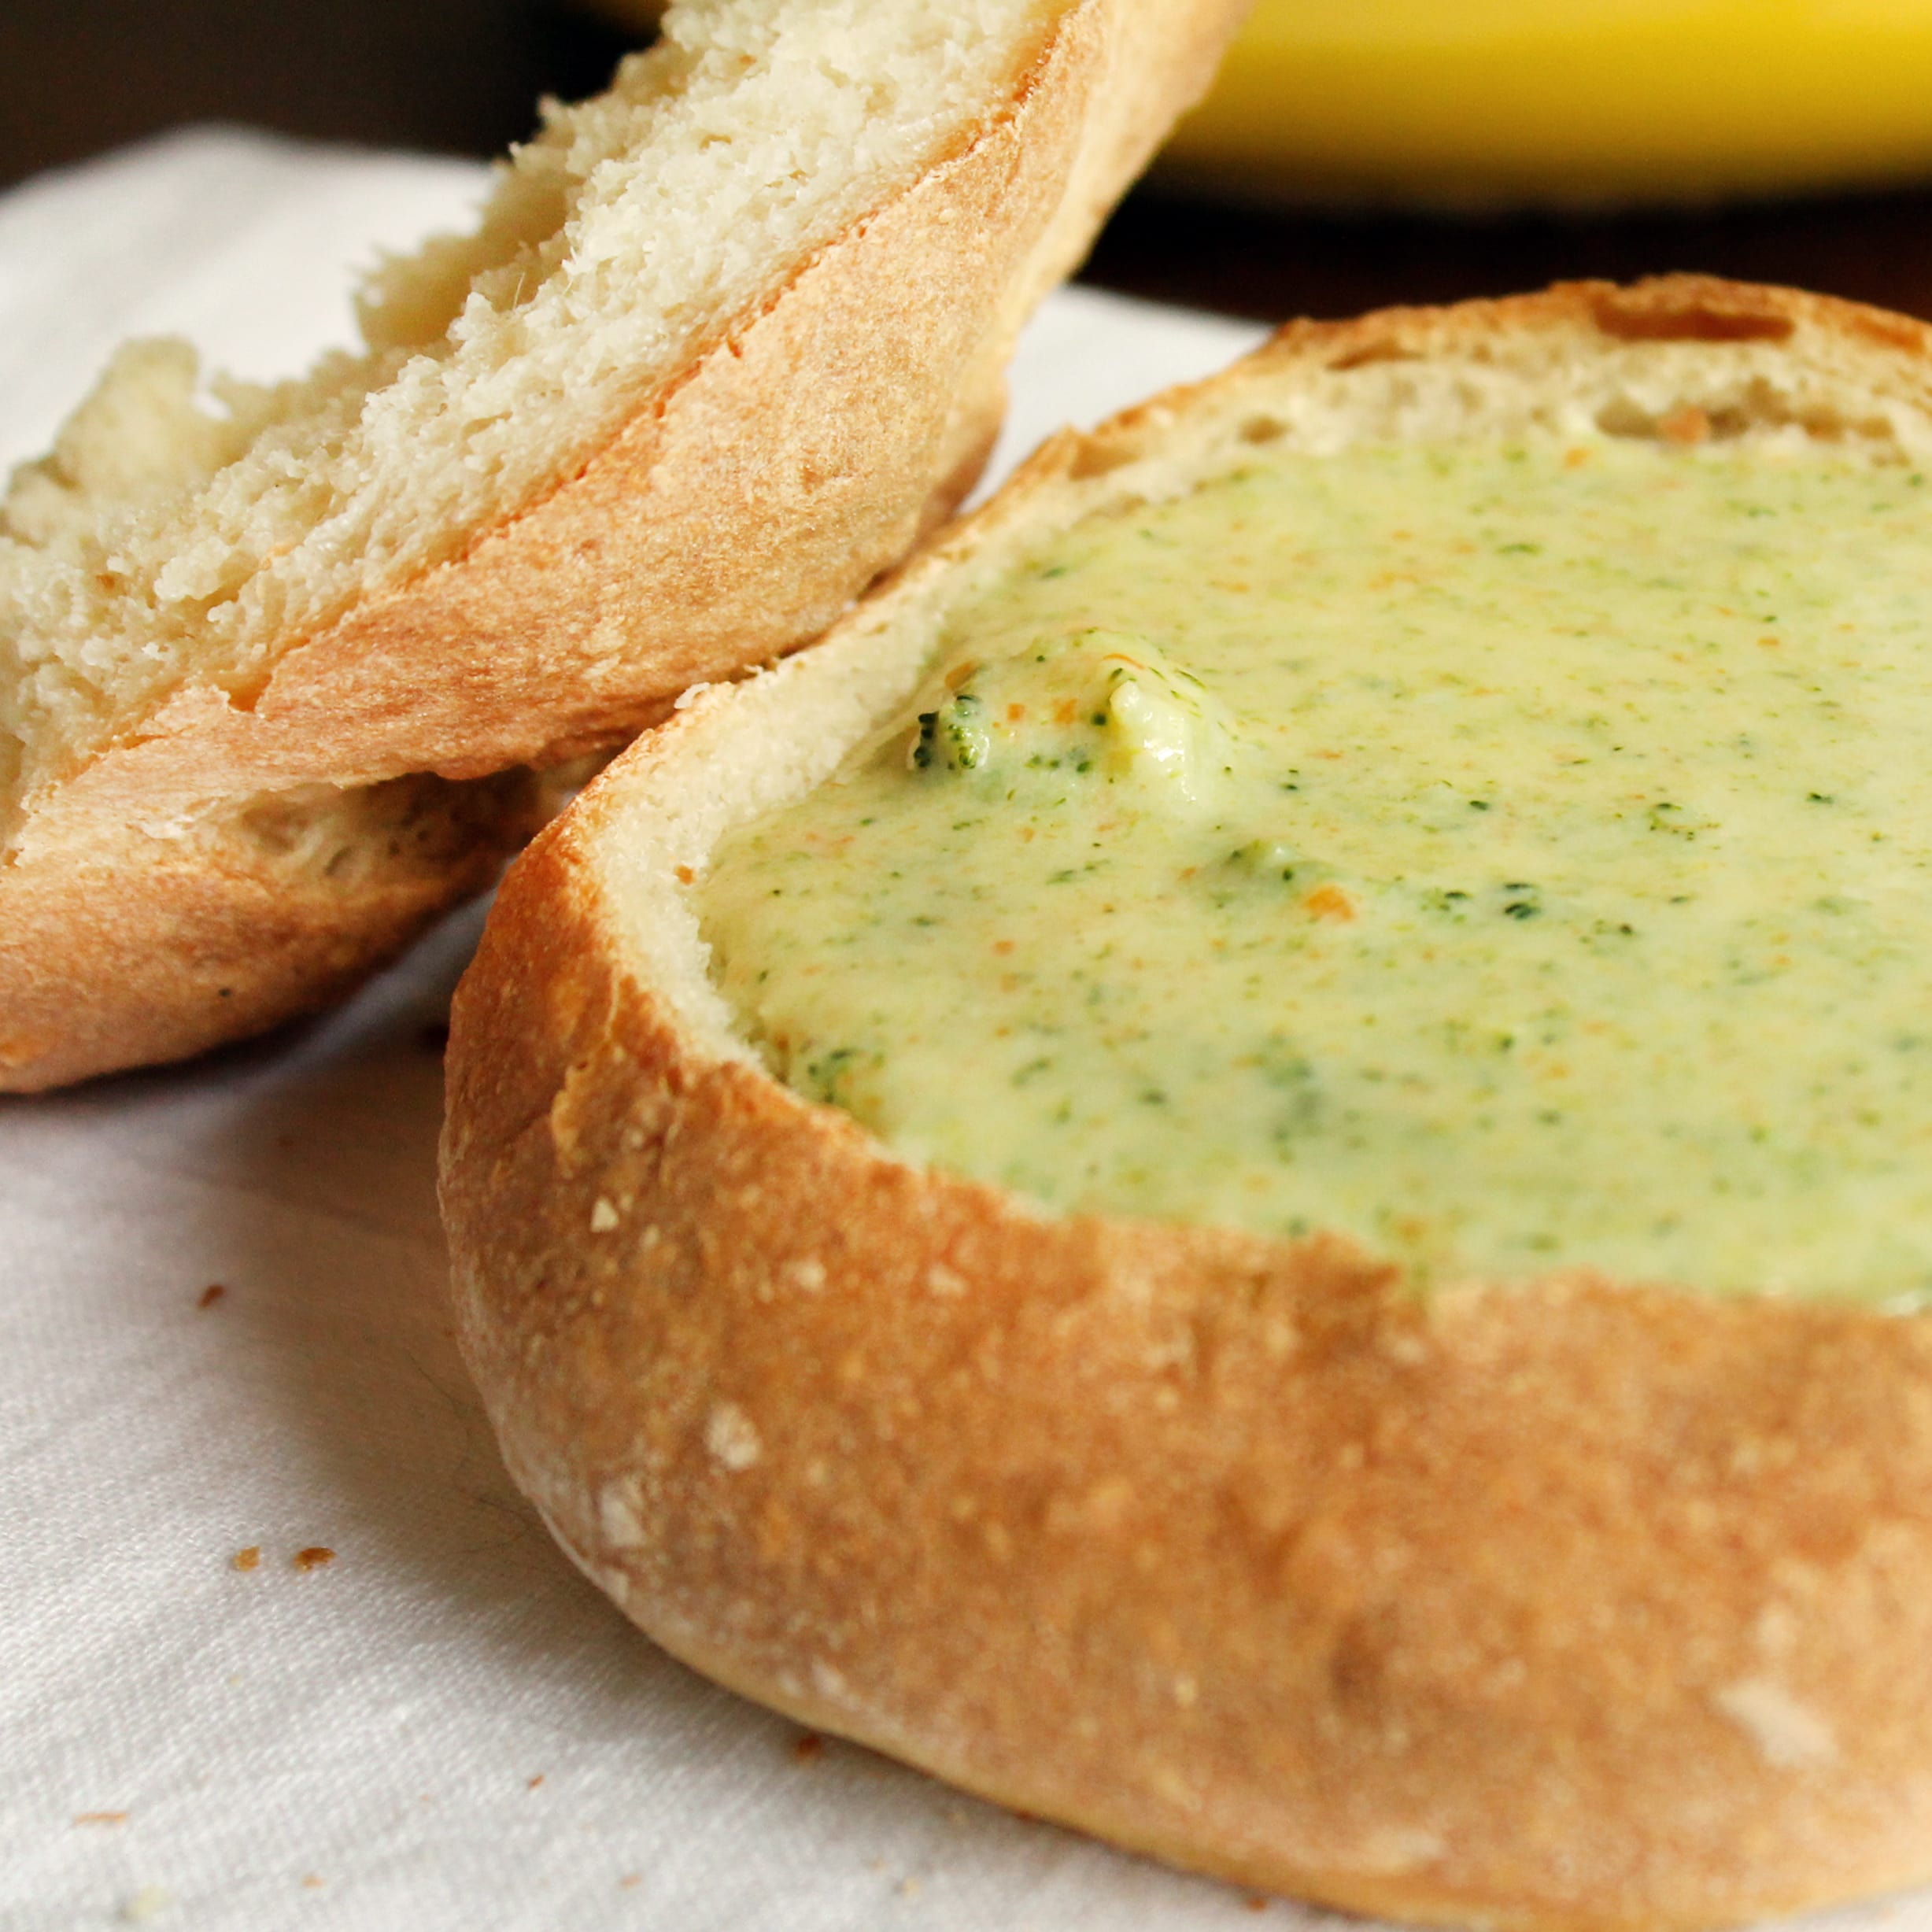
xmin=444 ymin=279 xmax=1932 ymax=1932
xmin=0 ymin=0 xmax=1246 ymax=1090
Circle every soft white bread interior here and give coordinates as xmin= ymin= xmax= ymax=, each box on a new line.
xmin=0 ymin=0 xmax=1246 ymax=1092
xmin=442 ymin=279 xmax=1932 ymax=1932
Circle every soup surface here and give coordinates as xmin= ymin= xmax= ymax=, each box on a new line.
xmin=699 ymin=436 xmax=1932 ymax=1299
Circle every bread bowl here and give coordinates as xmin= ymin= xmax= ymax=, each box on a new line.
xmin=0 ymin=0 xmax=1244 ymax=1092
xmin=441 ymin=276 xmax=1932 ymax=1930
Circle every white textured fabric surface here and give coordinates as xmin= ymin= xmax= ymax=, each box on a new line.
xmin=0 ymin=129 xmax=1919 ymax=1932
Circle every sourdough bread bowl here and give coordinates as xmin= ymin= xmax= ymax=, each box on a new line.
xmin=441 ymin=277 xmax=1932 ymax=1930
xmin=0 ymin=0 xmax=1246 ymax=1092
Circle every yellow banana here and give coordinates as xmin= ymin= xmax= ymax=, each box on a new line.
xmin=1162 ymin=0 xmax=1932 ymax=207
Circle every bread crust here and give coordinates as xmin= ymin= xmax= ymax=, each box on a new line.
xmin=4 ymin=0 xmax=1247 ymax=1090
xmin=0 ymin=771 xmax=543 ymax=1092
xmin=441 ymin=279 xmax=1932 ymax=1929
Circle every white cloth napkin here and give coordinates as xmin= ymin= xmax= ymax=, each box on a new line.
xmin=0 ymin=130 xmax=1912 ymax=1932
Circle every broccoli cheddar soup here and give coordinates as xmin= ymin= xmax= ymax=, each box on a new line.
xmin=698 ymin=435 xmax=1932 ymax=1300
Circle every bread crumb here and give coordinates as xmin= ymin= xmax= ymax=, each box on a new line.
xmin=896 ymin=1876 xmax=922 ymax=1898
xmin=674 ymin=864 xmax=696 ymax=885
xmin=527 ymin=1774 xmax=545 ymax=1789
xmin=793 ymin=1732 xmax=825 ymax=1763
xmin=120 ymin=1886 xmax=171 ymax=1923
xmin=231 ymin=1546 xmax=260 ymax=1572
xmin=300 ymin=1875 xmax=324 ymax=1890
xmin=75 ymin=1811 xmax=129 ymax=1826
xmin=704 ymin=1401 xmax=763 ymax=1471
xmin=619 ymin=1873 xmax=642 ymax=1890
xmin=293 ymin=1546 xmax=335 ymax=1573
xmin=197 ymin=1284 xmax=226 ymax=1310
xmin=590 ymin=1196 xmax=621 ymax=1232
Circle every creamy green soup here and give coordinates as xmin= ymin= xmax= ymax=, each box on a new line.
xmin=698 ymin=437 xmax=1932 ymax=1299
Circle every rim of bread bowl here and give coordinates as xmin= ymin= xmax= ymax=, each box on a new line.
xmin=441 ymin=278 xmax=1932 ymax=1932
xmin=583 ymin=272 xmax=1932 ymax=1075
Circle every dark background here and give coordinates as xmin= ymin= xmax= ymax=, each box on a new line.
xmin=12 ymin=0 xmax=1932 ymax=325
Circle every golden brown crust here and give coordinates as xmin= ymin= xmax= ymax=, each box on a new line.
xmin=443 ymin=278 xmax=1932 ymax=1930
xmin=9 ymin=0 xmax=1247 ymax=1089
xmin=0 ymin=771 xmax=542 ymax=1092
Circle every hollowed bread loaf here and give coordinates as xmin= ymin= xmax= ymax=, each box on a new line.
xmin=440 ymin=278 xmax=1932 ymax=1931
xmin=0 ymin=0 xmax=1243 ymax=1090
